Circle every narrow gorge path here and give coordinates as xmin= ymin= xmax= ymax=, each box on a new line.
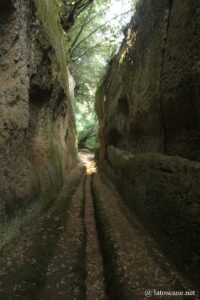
xmin=0 ymin=152 xmax=198 ymax=300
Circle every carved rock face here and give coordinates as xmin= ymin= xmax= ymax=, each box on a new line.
xmin=95 ymin=0 xmax=200 ymax=286
xmin=0 ymin=1 xmax=77 ymax=222
xmin=96 ymin=0 xmax=200 ymax=160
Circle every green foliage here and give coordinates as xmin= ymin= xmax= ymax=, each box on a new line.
xmin=76 ymin=97 xmax=99 ymax=149
xmin=69 ymin=0 xmax=137 ymax=149
xmin=86 ymin=135 xmax=99 ymax=149
xmin=34 ymin=0 xmax=138 ymax=151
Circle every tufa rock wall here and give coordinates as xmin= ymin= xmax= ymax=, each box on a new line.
xmin=0 ymin=0 xmax=77 ymax=222
xmin=96 ymin=0 xmax=200 ymax=286
xmin=96 ymin=0 xmax=200 ymax=160
xmin=102 ymin=146 xmax=200 ymax=285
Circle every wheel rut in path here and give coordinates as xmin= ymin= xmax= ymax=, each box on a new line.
xmin=0 ymin=153 xmax=199 ymax=299
xmin=0 ymin=165 xmax=85 ymax=300
xmin=84 ymin=174 xmax=107 ymax=300
xmin=40 ymin=178 xmax=86 ymax=300
xmin=0 ymin=155 xmax=108 ymax=300
xmin=92 ymin=172 xmax=199 ymax=300
xmin=40 ymin=163 xmax=108 ymax=300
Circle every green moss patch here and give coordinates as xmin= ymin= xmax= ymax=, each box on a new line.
xmin=34 ymin=0 xmax=70 ymax=85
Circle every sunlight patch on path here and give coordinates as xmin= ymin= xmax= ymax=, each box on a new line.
xmin=78 ymin=151 xmax=97 ymax=175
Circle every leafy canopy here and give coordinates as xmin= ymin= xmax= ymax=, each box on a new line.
xmin=68 ymin=0 xmax=138 ymax=149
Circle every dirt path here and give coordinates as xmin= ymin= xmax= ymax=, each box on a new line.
xmin=85 ymin=175 xmax=107 ymax=300
xmin=92 ymin=173 xmax=199 ymax=299
xmin=0 ymin=153 xmax=199 ymax=299
xmin=40 ymin=178 xmax=85 ymax=300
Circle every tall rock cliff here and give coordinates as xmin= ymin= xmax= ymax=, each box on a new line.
xmin=96 ymin=0 xmax=200 ymax=160
xmin=96 ymin=0 xmax=200 ymax=285
xmin=0 ymin=0 xmax=77 ymax=221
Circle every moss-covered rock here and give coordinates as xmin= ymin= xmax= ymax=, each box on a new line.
xmin=0 ymin=0 xmax=77 ymax=222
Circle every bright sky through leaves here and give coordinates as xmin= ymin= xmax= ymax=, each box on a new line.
xmin=105 ymin=0 xmax=133 ymax=24
xmin=72 ymin=0 xmax=135 ymax=149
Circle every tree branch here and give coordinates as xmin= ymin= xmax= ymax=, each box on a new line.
xmin=61 ymin=0 xmax=94 ymax=31
xmin=72 ymin=40 xmax=103 ymax=61
xmin=70 ymin=10 xmax=133 ymax=57
xmin=70 ymin=3 xmax=93 ymax=50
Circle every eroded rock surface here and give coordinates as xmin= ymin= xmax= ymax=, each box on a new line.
xmin=96 ymin=0 xmax=200 ymax=287
xmin=96 ymin=0 xmax=200 ymax=159
xmin=0 ymin=0 xmax=77 ymax=221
